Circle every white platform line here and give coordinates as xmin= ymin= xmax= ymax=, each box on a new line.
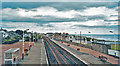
xmin=51 ymin=39 xmax=89 ymax=65
xmin=42 ymin=39 xmax=49 ymax=65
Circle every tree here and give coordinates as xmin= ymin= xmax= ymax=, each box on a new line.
xmin=15 ymin=30 xmax=23 ymax=35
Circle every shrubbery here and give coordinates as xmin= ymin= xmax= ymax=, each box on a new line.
xmin=2 ymin=36 xmax=21 ymax=44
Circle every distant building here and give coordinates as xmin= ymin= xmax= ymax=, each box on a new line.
xmin=8 ymin=31 xmax=20 ymax=38
xmin=1 ymin=31 xmax=8 ymax=38
xmin=46 ymin=33 xmax=53 ymax=37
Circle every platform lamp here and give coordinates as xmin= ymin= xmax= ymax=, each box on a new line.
xmin=75 ymin=32 xmax=78 ymax=46
xmin=29 ymin=33 xmax=31 ymax=51
xmin=88 ymin=31 xmax=93 ymax=49
xmin=32 ymin=31 xmax=35 ymax=46
xmin=83 ymin=34 xmax=87 ymax=44
xmin=109 ymin=30 xmax=117 ymax=57
xmin=80 ymin=31 xmax=82 ymax=44
xmin=22 ymin=29 xmax=29 ymax=60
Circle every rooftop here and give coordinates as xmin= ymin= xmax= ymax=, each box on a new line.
xmin=5 ymin=48 xmax=20 ymax=53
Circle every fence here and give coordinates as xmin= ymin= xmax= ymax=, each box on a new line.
xmin=54 ymin=38 xmax=110 ymax=55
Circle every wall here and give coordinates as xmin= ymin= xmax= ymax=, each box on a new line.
xmin=92 ymin=43 xmax=109 ymax=54
xmin=1 ymin=41 xmax=34 ymax=64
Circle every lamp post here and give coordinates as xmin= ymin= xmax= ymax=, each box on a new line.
xmin=32 ymin=31 xmax=35 ymax=46
xmin=109 ymin=30 xmax=117 ymax=57
xmin=83 ymin=34 xmax=87 ymax=44
xmin=36 ymin=32 xmax=37 ymax=42
xmin=32 ymin=31 xmax=34 ymax=42
xmin=38 ymin=33 xmax=39 ymax=40
xmin=36 ymin=32 xmax=38 ymax=42
xmin=75 ymin=32 xmax=78 ymax=46
xmin=22 ymin=29 xmax=29 ymax=60
xmin=34 ymin=32 xmax=36 ymax=44
xmin=88 ymin=31 xmax=92 ymax=49
xmin=80 ymin=31 xmax=81 ymax=44
xmin=35 ymin=32 xmax=37 ymax=43
xmin=52 ymin=34 xmax=54 ymax=39
xmin=85 ymin=34 xmax=88 ymax=44
xmin=61 ymin=33 xmax=62 ymax=41
xmin=29 ymin=33 xmax=31 ymax=51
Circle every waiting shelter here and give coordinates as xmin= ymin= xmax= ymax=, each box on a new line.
xmin=4 ymin=48 xmax=19 ymax=64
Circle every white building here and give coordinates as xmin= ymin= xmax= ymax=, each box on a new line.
xmin=4 ymin=48 xmax=20 ymax=64
xmin=1 ymin=31 xmax=8 ymax=38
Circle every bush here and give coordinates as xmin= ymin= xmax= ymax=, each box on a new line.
xmin=2 ymin=36 xmax=20 ymax=44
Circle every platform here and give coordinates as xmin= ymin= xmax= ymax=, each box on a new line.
xmin=51 ymin=39 xmax=110 ymax=65
xmin=22 ymin=39 xmax=48 ymax=64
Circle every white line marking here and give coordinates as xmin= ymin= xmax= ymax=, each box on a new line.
xmin=51 ymin=39 xmax=89 ymax=65
xmin=41 ymin=42 xmax=42 ymax=64
xmin=43 ymin=39 xmax=49 ymax=64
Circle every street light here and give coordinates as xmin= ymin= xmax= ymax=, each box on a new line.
xmin=22 ymin=29 xmax=29 ymax=60
xmin=32 ymin=31 xmax=35 ymax=46
xmin=32 ymin=31 xmax=34 ymax=42
xmin=36 ymin=32 xmax=38 ymax=42
xmin=34 ymin=32 xmax=36 ymax=44
xmin=88 ymin=31 xmax=93 ymax=49
xmin=29 ymin=33 xmax=31 ymax=51
xmin=83 ymin=34 xmax=87 ymax=44
xmin=109 ymin=30 xmax=117 ymax=57
xmin=85 ymin=34 xmax=88 ymax=44
xmin=61 ymin=33 xmax=62 ymax=41
xmin=75 ymin=32 xmax=78 ymax=46
xmin=80 ymin=31 xmax=82 ymax=44
xmin=35 ymin=32 xmax=38 ymax=43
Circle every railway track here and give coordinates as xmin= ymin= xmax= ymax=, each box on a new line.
xmin=44 ymin=37 xmax=86 ymax=65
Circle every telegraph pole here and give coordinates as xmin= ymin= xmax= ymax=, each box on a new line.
xmin=22 ymin=29 xmax=29 ymax=60
xmin=80 ymin=31 xmax=81 ymax=44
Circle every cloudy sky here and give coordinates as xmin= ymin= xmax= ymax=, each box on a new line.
xmin=1 ymin=2 xmax=119 ymax=34
xmin=2 ymin=0 xmax=119 ymax=2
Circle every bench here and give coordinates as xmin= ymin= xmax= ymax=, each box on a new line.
xmin=98 ymin=56 xmax=108 ymax=62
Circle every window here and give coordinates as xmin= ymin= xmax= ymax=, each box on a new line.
xmin=5 ymin=53 xmax=12 ymax=59
xmin=5 ymin=60 xmax=12 ymax=64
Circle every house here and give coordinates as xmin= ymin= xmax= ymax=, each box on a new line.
xmin=8 ymin=31 xmax=20 ymax=38
xmin=1 ymin=31 xmax=8 ymax=38
xmin=46 ymin=33 xmax=53 ymax=37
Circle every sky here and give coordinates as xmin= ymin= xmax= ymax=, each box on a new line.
xmin=2 ymin=0 xmax=120 ymax=2
xmin=1 ymin=2 xmax=119 ymax=34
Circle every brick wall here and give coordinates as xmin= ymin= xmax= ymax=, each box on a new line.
xmin=1 ymin=41 xmax=34 ymax=64
xmin=92 ymin=43 xmax=109 ymax=54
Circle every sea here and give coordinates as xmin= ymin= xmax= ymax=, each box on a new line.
xmin=72 ymin=34 xmax=120 ymax=57
xmin=73 ymin=34 xmax=120 ymax=44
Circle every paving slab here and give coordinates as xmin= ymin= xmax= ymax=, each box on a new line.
xmin=51 ymin=39 xmax=110 ymax=65
xmin=22 ymin=39 xmax=48 ymax=64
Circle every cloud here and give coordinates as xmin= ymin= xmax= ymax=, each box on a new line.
xmin=82 ymin=7 xmax=118 ymax=16
xmin=2 ymin=6 xmax=118 ymax=22
xmin=1 ymin=2 xmax=118 ymax=34
xmin=3 ymin=7 xmax=81 ymax=19
xmin=2 ymin=20 xmax=118 ymax=34
xmin=107 ymin=15 xmax=118 ymax=20
xmin=2 ymin=0 xmax=119 ymax=2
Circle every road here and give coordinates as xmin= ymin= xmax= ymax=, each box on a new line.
xmin=44 ymin=37 xmax=86 ymax=65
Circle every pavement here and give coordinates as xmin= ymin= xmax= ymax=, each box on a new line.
xmin=51 ymin=39 xmax=110 ymax=65
xmin=61 ymin=41 xmax=119 ymax=64
xmin=22 ymin=39 xmax=48 ymax=64
xmin=21 ymin=38 xmax=117 ymax=65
